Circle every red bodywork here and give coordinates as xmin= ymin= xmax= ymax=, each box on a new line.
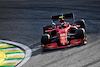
xmin=42 ymin=39 xmax=86 ymax=50
xmin=42 ymin=23 xmax=87 ymax=51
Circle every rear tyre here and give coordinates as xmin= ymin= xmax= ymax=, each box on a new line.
xmin=75 ymin=28 xmax=85 ymax=39
xmin=75 ymin=19 xmax=86 ymax=30
xmin=41 ymin=34 xmax=50 ymax=45
xmin=43 ymin=25 xmax=52 ymax=34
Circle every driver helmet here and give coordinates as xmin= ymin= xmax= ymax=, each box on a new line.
xmin=59 ymin=15 xmax=65 ymax=23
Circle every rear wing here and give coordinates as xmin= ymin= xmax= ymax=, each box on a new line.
xmin=51 ymin=13 xmax=75 ymax=21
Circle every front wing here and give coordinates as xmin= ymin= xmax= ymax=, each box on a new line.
xmin=41 ymin=39 xmax=87 ymax=51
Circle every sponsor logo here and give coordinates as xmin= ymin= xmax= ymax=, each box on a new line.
xmin=60 ymin=33 xmax=66 ymax=37
xmin=61 ymin=37 xmax=65 ymax=39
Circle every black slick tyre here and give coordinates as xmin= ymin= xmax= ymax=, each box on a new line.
xmin=43 ymin=25 xmax=52 ymax=34
xmin=41 ymin=34 xmax=50 ymax=45
xmin=75 ymin=28 xmax=85 ymax=39
xmin=75 ymin=19 xmax=86 ymax=30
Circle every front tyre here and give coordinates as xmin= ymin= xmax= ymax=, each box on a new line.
xmin=75 ymin=28 xmax=85 ymax=39
xmin=41 ymin=34 xmax=50 ymax=45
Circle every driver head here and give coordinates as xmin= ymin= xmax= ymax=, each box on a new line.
xmin=59 ymin=18 xmax=65 ymax=23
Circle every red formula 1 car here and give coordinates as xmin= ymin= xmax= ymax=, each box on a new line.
xmin=41 ymin=13 xmax=87 ymax=51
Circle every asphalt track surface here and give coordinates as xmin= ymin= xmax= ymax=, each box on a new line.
xmin=0 ymin=0 xmax=100 ymax=67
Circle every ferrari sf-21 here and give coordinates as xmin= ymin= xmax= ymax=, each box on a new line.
xmin=41 ymin=13 xmax=87 ymax=51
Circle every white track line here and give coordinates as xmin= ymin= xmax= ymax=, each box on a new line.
xmin=0 ymin=40 xmax=32 ymax=67
xmin=2 ymin=48 xmax=21 ymax=51
xmin=3 ymin=60 xmax=22 ymax=63
xmin=6 ymin=53 xmax=25 ymax=57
